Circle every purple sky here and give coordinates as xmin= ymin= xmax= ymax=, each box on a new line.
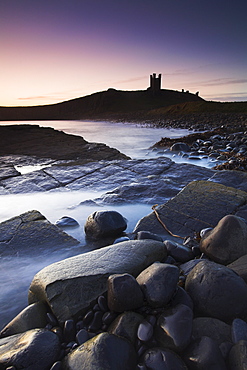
xmin=1 ymin=0 xmax=246 ymax=106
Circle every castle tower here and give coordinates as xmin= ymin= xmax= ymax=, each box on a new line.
xmin=149 ymin=73 xmax=161 ymax=92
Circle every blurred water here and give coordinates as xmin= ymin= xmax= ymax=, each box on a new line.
xmin=0 ymin=120 xmax=211 ymax=329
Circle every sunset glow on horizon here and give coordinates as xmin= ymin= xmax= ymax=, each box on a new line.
xmin=1 ymin=0 xmax=247 ymax=107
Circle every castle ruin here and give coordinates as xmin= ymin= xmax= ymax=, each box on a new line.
xmin=149 ymin=73 xmax=161 ymax=92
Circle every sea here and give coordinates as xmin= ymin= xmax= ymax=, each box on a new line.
xmin=0 ymin=120 xmax=213 ymax=329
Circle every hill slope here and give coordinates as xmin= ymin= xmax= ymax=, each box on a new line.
xmin=0 ymin=89 xmax=204 ymax=121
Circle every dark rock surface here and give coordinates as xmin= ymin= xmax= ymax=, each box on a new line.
xmin=0 ymin=124 xmax=129 ymax=161
xmin=28 ymin=240 xmax=167 ymax=324
xmin=185 ymin=260 xmax=247 ymax=322
xmin=0 ymin=302 xmax=48 ymax=338
xmin=183 ymin=336 xmax=227 ymax=370
xmin=227 ymin=254 xmax=247 ymax=283
xmin=136 ymin=262 xmax=179 ymax=308
xmin=134 ymin=180 xmax=247 ymax=239
xmin=107 ymin=273 xmax=144 ymax=312
xmin=191 ymin=317 xmax=231 ymax=346
xmin=0 ymin=328 xmax=60 ymax=370
xmin=62 ymin=332 xmax=137 ymax=370
xmin=85 ymin=210 xmax=127 ymax=239
xmin=155 ymin=303 xmax=193 ymax=352
xmin=200 ymin=215 xmax=247 ymax=265
xmin=0 ymin=210 xmax=79 ymax=256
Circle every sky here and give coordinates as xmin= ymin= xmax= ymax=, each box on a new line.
xmin=1 ymin=0 xmax=247 ymax=106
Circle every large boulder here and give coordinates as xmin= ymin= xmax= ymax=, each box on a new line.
xmin=85 ymin=210 xmax=127 ymax=239
xmin=200 ymin=215 xmax=247 ymax=265
xmin=0 ymin=328 xmax=60 ymax=370
xmin=134 ymin=180 xmax=247 ymax=238
xmin=28 ymin=240 xmax=167 ymax=324
xmin=0 ymin=302 xmax=48 ymax=338
xmin=63 ymin=332 xmax=137 ymax=370
xmin=0 ymin=210 xmax=80 ymax=256
xmin=136 ymin=262 xmax=180 ymax=308
xmin=185 ymin=260 xmax=247 ymax=322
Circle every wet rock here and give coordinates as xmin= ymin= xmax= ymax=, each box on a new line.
xmin=231 ymin=318 xmax=247 ymax=343
xmin=76 ymin=329 xmax=89 ymax=345
xmin=200 ymin=215 xmax=247 ymax=265
xmin=228 ymin=254 xmax=247 ymax=283
xmin=183 ymin=336 xmax=227 ymax=370
xmin=136 ymin=231 xmax=163 ymax=242
xmin=28 ymin=240 xmax=166 ymax=324
xmin=0 ymin=302 xmax=48 ymax=338
xmin=228 ymin=340 xmax=247 ymax=370
xmin=192 ymin=317 xmax=231 ymax=345
xmin=63 ymin=319 xmax=76 ymax=343
xmin=134 ymin=180 xmax=247 ymax=239
xmin=164 ymin=240 xmax=194 ymax=262
xmin=142 ymin=347 xmax=187 ymax=369
xmin=155 ymin=304 xmax=193 ymax=352
xmin=136 ymin=262 xmax=179 ymax=308
xmin=137 ymin=320 xmax=154 ymax=342
xmin=107 ymin=273 xmax=144 ymax=312
xmin=170 ymin=142 xmax=191 ymax=152
xmin=55 ymin=216 xmax=79 ymax=228
xmin=185 ymin=260 xmax=247 ymax=322
xmin=0 ymin=328 xmax=60 ymax=370
xmin=170 ymin=286 xmax=194 ymax=311
xmin=108 ymin=311 xmax=143 ymax=344
xmin=0 ymin=210 xmax=80 ymax=256
xmin=84 ymin=210 xmax=127 ymax=239
xmin=63 ymin=332 xmax=137 ymax=370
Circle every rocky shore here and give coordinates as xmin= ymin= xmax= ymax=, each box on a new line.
xmin=1 ymin=122 xmax=247 ymax=369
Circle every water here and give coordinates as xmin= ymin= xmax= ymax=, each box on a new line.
xmin=0 ymin=119 xmax=211 ymax=329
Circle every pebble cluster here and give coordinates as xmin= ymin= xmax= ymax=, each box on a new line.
xmin=1 ymin=213 xmax=247 ymax=369
xmin=157 ymin=130 xmax=247 ymax=171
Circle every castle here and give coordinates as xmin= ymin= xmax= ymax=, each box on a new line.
xmin=149 ymin=73 xmax=161 ymax=92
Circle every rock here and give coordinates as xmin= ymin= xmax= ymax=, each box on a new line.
xmin=0 ymin=302 xmax=48 ymax=338
xmin=108 ymin=311 xmax=143 ymax=344
xmin=170 ymin=142 xmax=191 ymax=152
xmin=210 ymin=170 xmax=247 ymax=193
xmin=62 ymin=332 xmax=137 ymax=370
xmin=228 ymin=254 xmax=247 ymax=283
xmin=164 ymin=240 xmax=194 ymax=262
xmin=192 ymin=317 xmax=231 ymax=346
xmin=0 ymin=163 xmax=20 ymax=181
xmin=0 ymin=328 xmax=60 ymax=370
xmin=228 ymin=340 xmax=247 ymax=370
xmin=84 ymin=210 xmax=127 ymax=239
xmin=183 ymin=336 xmax=227 ymax=370
xmin=136 ymin=231 xmax=163 ymax=242
xmin=231 ymin=318 xmax=247 ymax=344
xmin=185 ymin=260 xmax=247 ymax=322
xmin=0 ymin=125 xmax=129 ymax=161
xmin=200 ymin=215 xmax=247 ymax=265
xmin=55 ymin=216 xmax=79 ymax=228
xmin=155 ymin=304 xmax=193 ymax=352
xmin=134 ymin=180 xmax=247 ymax=239
xmin=137 ymin=320 xmax=154 ymax=342
xmin=170 ymin=286 xmax=194 ymax=311
xmin=0 ymin=210 xmax=80 ymax=256
xmin=136 ymin=262 xmax=179 ymax=308
xmin=76 ymin=329 xmax=89 ymax=345
xmin=107 ymin=273 xmax=144 ymax=312
xmin=28 ymin=240 xmax=167 ymax=324
xmin=142 ymin=347 xmax=187 ymax=369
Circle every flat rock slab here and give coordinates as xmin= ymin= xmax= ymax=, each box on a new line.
xmin=134 ymin=180 xmax=247 ymax=238
xmin=28 ymin=240 xmax=167 ymax=324
xmin=0 ymin=124 xmax=129 ymax=161
xmin=0 ymin=210 xmax=79 ymax=256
